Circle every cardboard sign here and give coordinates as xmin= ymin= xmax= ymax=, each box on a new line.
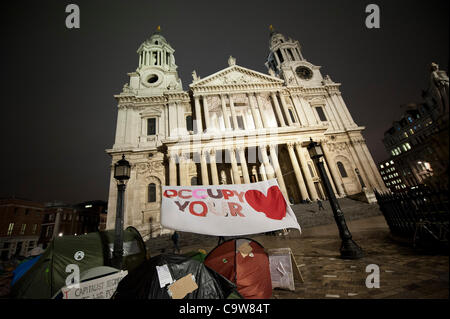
xmin=61 ymin=270 xmax=128 ymax=299
xmin=168 ymin=274 xmax=198 ymax=299
xmin=161 ymin=179 xmax=301 ymax=236
xmin=237 ymin=241 xmax=253 ymax=258
xmin=268 ymin=248 xmax=303 ymax=291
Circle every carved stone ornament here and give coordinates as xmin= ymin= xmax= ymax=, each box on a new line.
xmin=136 ymin=160 xmax=164 ymax=175
xmin=325 ymin=142 xmax=347 ymax=153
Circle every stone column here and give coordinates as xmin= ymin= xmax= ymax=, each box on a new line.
xmin=279 ymin=93 xmax=294 ymax=126
xmin=346 ymin=142 xmax=371 ymax=190
xmin=287 ymin=142 xmax=309 ymax=201
xmin=247 ymin=93 xmax=263 ymax=129
xmin=322 ymin=156 xmax=339 ymax=196
xmin=209 ymin=149 xmax=219 ymax=185
xmin=179 ymin=154 xmax=189 ymax=186
xmin=269 ymin=144 xmax=288 ymax=198
xmin=260 ymin=145 xmax=275 ymax=179
xmin=237 ymin=147 xmax=250 ymax=184
xmin=259 ymin=163 xmax=267 ymax=181
xmin=220 ymin=94 xmax=231 ymax=130
xmin=321 ymin=144 xmax=346 ymax=196
xmin=298 ymin=95 xmax=317 ymax=125
xmin=194 ymin=96 xmax=203 ymax=133
xmin=360 ymin=142 xmax=387 ymax=190
xmin=229 ymin=148 xmax=241 ymax=184
xmin=352 ymin=140 xmax=378 ymax=190
xmin=202 ymin=96 xmax=211 ymax=131
xmin=295 ymin=143 xmax=319 ymax=200
xmin=200 ymin=150 xmax=209 ymax=185
xmin=229 ymin=94 xmax=239 ymax=130
xmin=292 ymin=95 xmax=309 ymax=126
xmin=336 ymin=93 xmax=357 ymax=127
xmin=169 ymin=152 xmax=177 ymax=186
xmin=328 ymin=94 xmax=350 ymax=129
xmin=255 ymin=94 xmax=270 ymax=128
xmin=270 ymin=92 xmax=286 ymax=127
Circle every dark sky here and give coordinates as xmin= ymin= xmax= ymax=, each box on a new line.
xmin=1 ymin=0 xmax=448 ymax=204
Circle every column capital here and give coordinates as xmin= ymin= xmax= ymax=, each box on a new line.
xmin=200 ymin=149 xmax=209 ymax=158
xmin=287 ymin=142 xmax=295 ymax=149
xmin=179 ymin=153 xmax=190 ymax=161
xmin=169 ymin=150 xmax=179 ymax=158
xmin=236 ymin=146 xmax=246 ymax=153
xmin=207 ymin=148 xmax=217 ymax=156
xmin=297 ymin=140 xmax=306 ymax=147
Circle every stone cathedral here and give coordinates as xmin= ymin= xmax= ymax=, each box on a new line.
xmin=105 ymin=27 xmax=386 ymax=239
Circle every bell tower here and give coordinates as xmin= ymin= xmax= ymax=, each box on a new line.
xmin=126 ymin=26 xmax=183 ymax=97
xmin=265 ymin=25 xmax=324 ymax=87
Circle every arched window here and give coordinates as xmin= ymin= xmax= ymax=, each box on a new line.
xmin=148 ymin=183 xmax=156 ymax=202
xmin=337 ymin=162 xmax=348 ymax=178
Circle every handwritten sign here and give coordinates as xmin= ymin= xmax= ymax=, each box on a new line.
xmin=268 ymin=248 xmax=303 ymax=291
xmin=161 ymin=179 xmax=301 ymax=236
xmin=61 ymin=270 xmax=128 ymax=299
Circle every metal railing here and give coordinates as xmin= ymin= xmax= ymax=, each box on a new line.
xmin=375 ymin=185 xmax=449 ymax=251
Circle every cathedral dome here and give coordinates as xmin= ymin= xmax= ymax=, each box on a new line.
xmin=145 ymin=33 xmax=167 ymax=46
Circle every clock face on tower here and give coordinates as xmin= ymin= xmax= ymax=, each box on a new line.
xmin=296 ymin=66 xmax=313 ymax=80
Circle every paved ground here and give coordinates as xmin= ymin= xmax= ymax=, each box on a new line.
xmin=1 ymin=198 xmax=448 ymax=299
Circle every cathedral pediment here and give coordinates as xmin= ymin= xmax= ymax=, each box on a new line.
xmin=189 ymin=65 xmax=284 ymax=91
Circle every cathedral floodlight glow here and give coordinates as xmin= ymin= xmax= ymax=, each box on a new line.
xmin=105 ymin=26 xmax=387 ymax=238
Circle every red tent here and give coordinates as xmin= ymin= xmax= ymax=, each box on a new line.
xmin=204 ymin=238 xmax=272 ymax=299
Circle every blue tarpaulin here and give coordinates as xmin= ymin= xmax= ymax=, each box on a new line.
xmin=12 ymin=255 xmax=41 ymax=286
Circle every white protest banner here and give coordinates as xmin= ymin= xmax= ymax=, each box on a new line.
xmin=161 ymin=179 xmax=301 ymax=236
xmin=61 ymin=270 xmax=128 ymax=299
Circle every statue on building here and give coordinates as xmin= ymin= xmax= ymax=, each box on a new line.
xmin=268 ymin=68 xmax=276 ymax=77
xmin=429 ymin=62 xmax=449 ymax=114
xmin=322 ymin=74 xmax=333 ymax=85
xmin=192 ymin=70 xmax=199 ymax=82
xmin=122 ymin=82 xmax=131 ymax=93
xmin=228 ymin=55 xmax=236 ymax=67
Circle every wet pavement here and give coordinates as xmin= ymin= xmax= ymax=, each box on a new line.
xmin=161 ymin=214 xmax=448 ymax=299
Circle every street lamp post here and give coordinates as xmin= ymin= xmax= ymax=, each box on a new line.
xmin=307 ymin=138 xmax=364 ymax=259
xmin=112 ymin=154 xmax=131 ymax=269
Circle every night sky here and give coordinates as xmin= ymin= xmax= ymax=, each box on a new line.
xmin=1 ymin=0 xmax=448 ymax=204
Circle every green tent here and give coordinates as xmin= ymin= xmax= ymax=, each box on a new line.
xmin=10 ymin=226 xmax=146 ymax=299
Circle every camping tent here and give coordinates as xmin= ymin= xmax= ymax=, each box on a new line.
xmin=113 ymin=253 xmax=240 ymax=299
xmin=204 ymin=238 xmax=272 ymax=299
xmin=10 ymin=226 xmax=146 ymax=299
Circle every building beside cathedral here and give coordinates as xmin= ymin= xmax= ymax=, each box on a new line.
xmin=105 ymin=27 xmax=386 ymax=239
xmin=381 ymin=63 xmax=449 ymax=189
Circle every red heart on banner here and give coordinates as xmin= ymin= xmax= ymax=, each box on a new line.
xmin=244 ymin=186 xmax=287 ymax=220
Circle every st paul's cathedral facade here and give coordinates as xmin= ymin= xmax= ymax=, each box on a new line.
xmin=105 ymin=27 xmax=386 ymax=239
